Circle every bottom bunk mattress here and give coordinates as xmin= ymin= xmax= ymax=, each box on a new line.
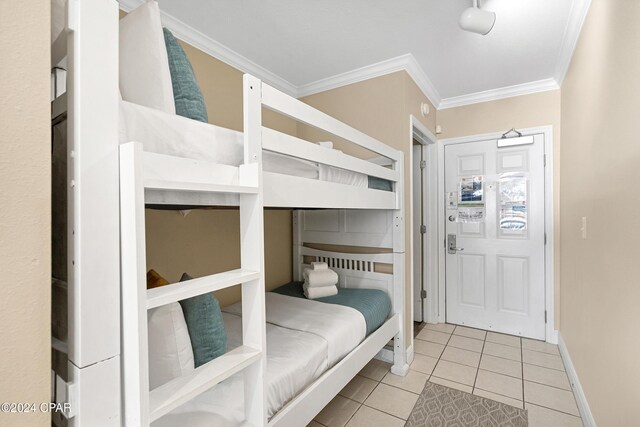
xmin=153 ymin=311 xmax=328 ymax=426
xmin=153 ymin=290 xmax=391 ymax=426
xmin=272 ymin=281 xmax=391 ymax=336
xmin=119 ymin=100 xmax=393 ymax=192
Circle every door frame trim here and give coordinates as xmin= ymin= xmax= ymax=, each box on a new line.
xmin=435 ymin=125 xmax=557 ymax=344
xmin=408 ymin=116 xmax=438 ymax=355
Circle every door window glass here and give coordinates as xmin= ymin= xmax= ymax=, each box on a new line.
xmin=499 ymin=174 xmax=527 ymax=232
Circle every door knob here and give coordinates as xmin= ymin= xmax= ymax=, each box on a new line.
xmin=447 ymin=234 xmax=464 ymax=254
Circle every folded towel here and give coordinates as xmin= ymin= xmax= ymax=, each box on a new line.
xmin=310 ymin=262 xmax=328 ymax=270
xmin=303 ymin=268 xmax=338 ymax=288
xmin=304 ymin=285 xmax=338 ymax=299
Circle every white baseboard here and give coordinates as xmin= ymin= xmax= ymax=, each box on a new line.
xmin=547 ymin=328 xmax=559 ymax=345
xmin=558 ymin=333 xmax=596 ymax=427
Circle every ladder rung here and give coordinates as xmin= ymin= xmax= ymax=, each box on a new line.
xmin=144 ymin=178 xmax=258 ymax=194
xmin=149 ymin=345 xmax=261 ymax=422
xmin=147 ymin=269 xmax=260 ymax=310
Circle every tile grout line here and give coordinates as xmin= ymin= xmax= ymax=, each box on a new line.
xmin=473 ymin=383 xmax=524 ymax=404
xmin=325 ymin=361 xmax=386 ymax=427
xmin=478 ymin=345 xmax=566 ymax=371
xmin=428 ymin=326 xmax=478 ymax=391
xmin=471 ymin=331 xmax=487 ymax=393
xmin=359 ymin=368 xmax=411 ymax=425
xmin=361 ymin=402 xmax=409 ymax=423
xmin=341 ymin=400 xmax=360 ymax=427
xmin=478 ymin=366 xmax=521 ymax=380
xmin=344 ymin=376 xmax=377 ymax=426
xmin=526 ymin=402 xmax=584 ymax=419
xmin=315 ymin=393 xmax=361 ymax=426
xmin=431 ymin=326 xmax=455 ymax=373
xmin=526 ymin=400 xmax=584 ymax=418
xmin=522 ymin=377 xmax=574 ymax=392
xmin=349 ymin=363 xmax=420 ymax=425
xmin=522 ymin=360 xmax=567 ymax=372
xmin=417 ymin=325 xmax=456 ymax=386
xmin=524 ymin=347 xmax=562 ymax=355
xmin=477 ymin=346 xmax=566 ymax=372
xmin=381 ymin=381 xmax=421 ymax=397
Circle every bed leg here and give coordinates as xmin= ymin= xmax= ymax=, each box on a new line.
xmin=391 ymin=333 xmax=409 ymax=376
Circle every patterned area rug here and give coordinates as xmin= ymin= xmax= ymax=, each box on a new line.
xmin=406 ymin=382 xmax=528 ymax=427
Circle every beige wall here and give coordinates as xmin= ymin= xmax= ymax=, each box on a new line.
xmin=560 ymin=1 xmax=640 ymax=424
xmin=146 ymin=209 xmax=292 ymax=307
xmin=144 ymin=39 xmax=295 ymax=305
xmin=180 ymin=41 xmax=298 ymax=136
xmin=437 ymin=90 xmax=562 ymax=327
xmin=300 ymin=71 xmax=437 ymax=348
xmin=0 ymin=1 xmax=51 ymax=426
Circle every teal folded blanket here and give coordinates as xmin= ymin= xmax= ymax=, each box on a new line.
xmin=368 ymin=176 xmax=393 ymax=191
xmin=272 ymin=281 xmax=391 ymax=336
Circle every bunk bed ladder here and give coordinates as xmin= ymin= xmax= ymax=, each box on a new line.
xmin=119 ymin=75 xmax=267 ymax=427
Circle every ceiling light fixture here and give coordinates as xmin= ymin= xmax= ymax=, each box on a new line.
xmin=459 ymin=0 xmax=496 ymax=35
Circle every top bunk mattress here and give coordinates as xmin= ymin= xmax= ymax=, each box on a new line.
xmin=119 ymin=101 xmax=392 ymax=191
xmin=271 ymin=282 xmax=392 ymax=336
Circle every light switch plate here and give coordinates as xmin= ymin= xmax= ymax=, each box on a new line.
xmin=581 ymin=217 xmax=587 ymax=239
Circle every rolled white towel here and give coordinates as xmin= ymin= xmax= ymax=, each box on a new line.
xmin=303 ymin=268 xmax=338 ymax=288
xmin=310 ymin=261 xmax=328 ymax=270
xmin=304 ymin=285 xmax=338 ymax=299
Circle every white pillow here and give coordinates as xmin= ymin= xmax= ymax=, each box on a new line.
xmin=119 ymin=1 xmax=175 ymax=114
xmin=148 ymin=302 xmax=194 ymax=389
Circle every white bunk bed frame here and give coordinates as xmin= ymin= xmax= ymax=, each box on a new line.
xmin=52 ymin=1 xmax=407 ymax=425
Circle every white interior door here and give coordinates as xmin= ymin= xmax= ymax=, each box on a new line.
xmin=444 ymin=134 xmax=546 ymax=339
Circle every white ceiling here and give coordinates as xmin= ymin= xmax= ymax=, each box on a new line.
xmin=122 ymin=0 xmax=590 ymax=107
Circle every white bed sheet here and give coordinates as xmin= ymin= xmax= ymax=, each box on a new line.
xmin=153 ymin=312 xmax=328 ymax=426
xmin=119 ymin=101 xmax=368 ymax=187
xmin=153 ymin=294 xmax=367 ymax=426
xmin=225 ymin=293 xmax=366 ymax=367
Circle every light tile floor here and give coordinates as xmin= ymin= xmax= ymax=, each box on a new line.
xmin=311 ymin=324 xmax=583 ymax=427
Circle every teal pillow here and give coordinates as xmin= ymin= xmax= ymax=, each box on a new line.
xmin=178 ymin=273 xmax=226 ymax=367
xmin=162 ymin=28 xmax=208 ymax=122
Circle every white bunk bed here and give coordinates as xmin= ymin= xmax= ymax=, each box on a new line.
xmin=120 ymin=87 xmax=400 ymax=210
xmin=51 ymin=1 xmax=407 ymax=426
xmin=120 ymin=74 xmax=406 ymax=427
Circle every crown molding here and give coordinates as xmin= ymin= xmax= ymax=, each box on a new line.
xmin=296 ymin=54 xmax=442 ymax=107
xmin=404 ymin=56 xmax=442 ymax=108
xmin=119 ymin=0 xmax=587 ymax=110
xmin=438 ymin=78 xmax=560 ymax=110
xmin=554 ymin=0 xmax=592 ymax=85
xmin=118 ymin=0 xmax=298 ymax=96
